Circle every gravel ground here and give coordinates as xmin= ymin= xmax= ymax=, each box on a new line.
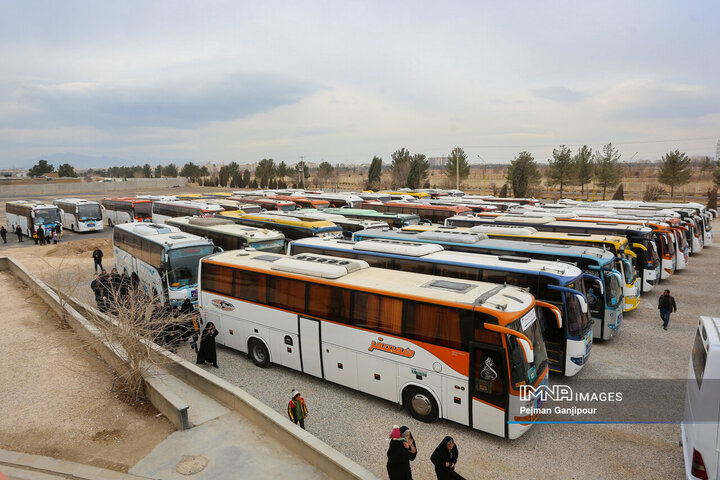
xmin=175 ymin=219 xmax=720 ymax=480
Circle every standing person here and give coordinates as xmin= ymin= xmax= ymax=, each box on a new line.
xmin=92 ymin=247 xmax=104 ymax=273
xmin=37 ymin=227 xmax=46 ymax=246
xmin=287 ymin=390 xmax=308 ymax=429
xmin=195 ymin=322 xmax=219 ymax=368
xmin=57 ymin=223 xmax=62 ymax=241
xmin=0 ymin=225 xmax=6 ymax=244
xmin=15 ymin=225 xmax=23 ymax=242
xmin=430 ymin=436 xmax=466 ymax=480
xmin=387 ymin=425 xmax=416 ymax=480
xmin=91 ymin=274 xmax=105 ymax=310
xmin=658 ymin=289 xmax=677 ymax=331
xmin=32 ymin=227 xmax=38 ymax=245
xmin=52 ymin=229 xmax=58 ymax=244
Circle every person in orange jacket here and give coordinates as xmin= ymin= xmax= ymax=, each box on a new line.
xmin=287 ymin=389 xmax=308 ymax=429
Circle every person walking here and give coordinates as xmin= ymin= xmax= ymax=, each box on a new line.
xmin=57 ymin=223 xmax=63 ymax=241
xmin=195 ymin=322 xmax=219 ymax=367
xmin=0 ymin=226 xmax=6 ymax=244
xmin=15 ymin=225 xmax=23 ymax=242
xmin=92 ymin=247 xmax=104 ymax=273
xmin=658 ymin=289 xmax=677 ymax=331
xmin=287 ymin=389 xmax=308 ymax=429
xmin=91 ymin=274 xmax=106 ymax=310
xmin=387 ymin=425 xmax=417 ymax=480
xmin=430 ymin=436 xmax=466 ymax=480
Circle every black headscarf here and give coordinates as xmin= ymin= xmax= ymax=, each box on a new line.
xmin=430 ymin=436 xmax=459 ymax=479
xmin=399 ymin=426 xmax=417 ymax=461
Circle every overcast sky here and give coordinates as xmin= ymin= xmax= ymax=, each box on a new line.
xmin=1 ymin=0 xmax=719 ymax=169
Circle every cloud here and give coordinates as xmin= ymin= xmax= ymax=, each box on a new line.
xmin=532 ymin=86 xmax=588 ymax=104
xmin=604 ymin=81 xmax=720 ymax=121
xmin=0 ymin=72 xmax=323 ymax=130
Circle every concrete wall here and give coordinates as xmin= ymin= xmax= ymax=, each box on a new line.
xmin=0 ymin=177 xmax=188 ymax=197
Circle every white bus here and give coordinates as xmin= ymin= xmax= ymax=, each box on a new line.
xmin=151 ymin=200 xmax=225 ymax=224
xmin=199 ymin=249 xmax=548 ymax=438
xmin=5 ymin=200 xmax=62 ymax=238
xmin=165 ymin=216 xmax=286 ymax=253
xmin=53 ymin=198 xmax=104 ymax=232
xmin=113 ymin=223 xmax=218 ymax=306
xmin=102 ymin=197 xmax=153 ymax=225
xmin=683 ymin=316 xmax=720 ymax=480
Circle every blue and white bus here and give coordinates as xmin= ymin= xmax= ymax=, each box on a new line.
xmin=113 ymin=223 xmax=219 ymax=306
xmin=53 ymin=198 xmax=104 ymax=232
xmin=352 ymin=227 xmax=625 ymax=342
xmin=289 ymin=236 xmax=593 ymax=376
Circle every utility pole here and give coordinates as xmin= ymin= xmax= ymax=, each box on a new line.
xmin=626 ymin=152 xmax=638 ymax=197
xmin=298 ymin=155 xmax=304 ymax=189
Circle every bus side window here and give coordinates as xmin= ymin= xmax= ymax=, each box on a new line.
xmin=404 ymin=302 xmax=463 ymax=350
xmin=472 ymin=346 xmax=505 ymax=407
xmin=364 ymin=256 xmax=391 ymax=268
xmin=234 ymin=270 xmax=265 ymax=303
xmin=352 ymin=292 xmax=402 ymax=336
xmin=436 ymin=264 xmax=478 ymax=281
xmin=393 ymin=258 xmax=433 ymax=275
xmin=201 ymin=264 xmax=234 ymax=296
xmin=307 ymin=284 xmax=350 ymax=324
xmin=266 ymin=275 xmax=306 ymax=312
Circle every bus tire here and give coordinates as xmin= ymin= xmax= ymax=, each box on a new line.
xmin=403 ymin=386 xmax=439 ymax=423
xmin=249 ymin=338 xmax=270 ymax=368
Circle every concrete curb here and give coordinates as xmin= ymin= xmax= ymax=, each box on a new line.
xmin=0 ymin=448 xmax=151 ymax=479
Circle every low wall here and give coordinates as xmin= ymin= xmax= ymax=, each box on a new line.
xmin=0 ymin=177 xmax=188 ymax=197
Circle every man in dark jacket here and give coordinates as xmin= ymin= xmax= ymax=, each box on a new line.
xmin=92 ymin=247 xmax=104 ymax=272
xmin=15 ymin=225 xmax=23 ymax=242
xmin=0 ymin=225 xmax=7 ymax=244
xmin=658 ymin=289 xmax=677 ymax=330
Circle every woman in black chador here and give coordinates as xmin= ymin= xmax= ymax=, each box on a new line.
xmin=430 ymin=436 xmax=466 ymax=480
xmin=195 ymin=322 xmax=219 ymax=368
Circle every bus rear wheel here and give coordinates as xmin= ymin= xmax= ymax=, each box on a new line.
xmin=249 ymin=339 xmax=270 ymax=368
xmin=404 ymin=387 xmax=439 ymax=423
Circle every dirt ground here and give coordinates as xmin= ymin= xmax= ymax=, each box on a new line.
xmin=0 ymin=266 xmax=173 ymax=472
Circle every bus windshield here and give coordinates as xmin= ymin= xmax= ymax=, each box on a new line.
xmin=605 ymin=272 xmax=623 ymax=307
xmin=278 ymin=204 xmax=296 ymax=211
xmin=34 ymin=208 xmax=61 ymax=225
xmin=565 ymin=281 xmax=591 ymax=338
xmin=167 ymin=245 xmax=214 ymax=287
xmin=647 ymin=242 xmax=659 ymax=266
xmin=506 ymin=311 xmax=548 ymax=384
xmin=663 ymin=233 xmax=675 ymax=256
xmin=133 ymin=202 xmax=152 ymax=218
xmin=77 ymin=204 xmax=103 ymax=221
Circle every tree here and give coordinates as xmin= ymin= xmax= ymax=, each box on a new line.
xmin=445 ymin=147 xmax=470 ymax=188
xmin=198 ymin=166 xmax=209 ymax=186
xmin=699 ymin=156 xmax=714 ymax=172
xmin=708 ymin=188 xmax=717 ymax=211
xmin=390 ymin=148 xmax=412 ymax=188
xmin=367 ymin=156 xmax=382 ymax=189
xmin=227 ymin=161 xmax=241 ymax=183
xmin=275 ymin=161 xmax=291 ymax=185
xmin=180 ymin=162 xmax=202 ymax=182
xmin=154 ymin=165 xmax=163 ymax=178
xmin=573 ymin=145 xmax=594 ymax=197
xmin=57 ymin=163 xmax=77 ymax=178
xmin=218 ymin=166 xmax=230 ymax=187
xmin=164 ymin=163 xmax=178 ymax=177
xmin=594 ymin=143 xmax=623 ymax=200
xmin=28 ymin=159 xmax=54 ymax=177
xmin=255 ymin=159 xmax=276 ymax=188
xmin=242 ymin=169 xmax=251 ymax=187
xmin=546 ymin=145 xmax=574 ymax=198
xmin=293 ymin=162 xmax=309 ymax=188
xmin=315 ymin=161 xmax=335 ymax=187
xmin=407 ymin=154 xmax=429 ymax=189
xmin=657 ymin=149 xmax=692 ymax=197
xmin=507 ymin=151 xmax=541 ymax=198
xmin=142 ymin=164 xmax=152 ymax=178
xmin=612 ymin=184 xmax=625 ymax=200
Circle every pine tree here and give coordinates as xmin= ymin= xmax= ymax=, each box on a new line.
xmin=445 ymin=147 xmax=470 ymax=189
xmin=507 ymin=152 xmax=541 ymax=198
xmin=546 ymin=145 xmax=574 ymax=198
xmin=657 ymin=149 xmax=692 ymax=197
xmin=367 ymin=156 xmax=382 ymax=189
xmin=593 ymin=143 xmax=622 ymax=200
xmin=573 ymin=145 xmax=594 ymax=198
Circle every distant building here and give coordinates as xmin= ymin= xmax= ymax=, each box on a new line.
xmin=428 ymin=156 xmax=447 ymax=168
xmin=0 ymin=168 xmax=28 ymax=178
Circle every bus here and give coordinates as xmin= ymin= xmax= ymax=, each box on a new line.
xmin=165 ymin=216 xmax=285 ymax=253
xmin=361 ymin=201 xmax=473 ymax=224
xmin=199 ymin=249 xmax=548 ymax=438
xmin=176 ymin=193 xmax=215 ymax=200
xmin=682 ymin=316 xmax=720 ymax=480
xmin=446 ymin=215 xmax=657 ymax=294
xmin=380 ymin=190 xmax=432 ymax=199
xmin=319 ymin=208 xmax=421 ymax=228
xmin=151 ymin=200 xmax=225 ymax=224
xmin=5 ymin=200 xmax=62 ymax=238
xmin=268 ymin=195 xmax=331 ymax=210
xmin=227 ymin=196 xmax=297 ymax=212
xmin=296 ymin=193 xmax=365 ymax=208
xmin=102 ymin=197 xmax=153 ymax=225
xmin=113 ymin=222 xmax=218 ymax=306
xmin=290 ymin=210 xmax=387 ymax=239
xmin=350 ymin=227 xmax=625 ymax=341
xmin=53 ymin=198 xmax=104 ymax=232
xmin=389 ymin=223 xmax=640 ymax=309
xmin=216 ymin=211 xmax=343 ymax=240
xmin=289 ymin=237 xmax=595 ymax=376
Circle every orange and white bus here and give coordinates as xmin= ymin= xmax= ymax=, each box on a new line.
xmin=199 ymin=250 xmax=548 ymax=438
xmin=102 ymin=197 xmax=152 ymax=225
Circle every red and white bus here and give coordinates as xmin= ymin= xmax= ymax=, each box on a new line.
xmin=102 ymin=197 xmax=152 ymax=225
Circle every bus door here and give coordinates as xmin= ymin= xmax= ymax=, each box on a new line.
xmin=299 ymin=317 xmax=323 ymax=378
xmin=469 ymin=341 xmax=508 ymax=437
xmin=582 ymin=273 xmax=604 ymax=337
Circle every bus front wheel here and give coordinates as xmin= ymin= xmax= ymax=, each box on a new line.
xmin=249 ymin=339 xmax=270 ymax=368
xmin=404 ymin=387 xmax=439 ymax=423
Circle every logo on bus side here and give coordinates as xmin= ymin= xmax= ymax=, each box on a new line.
xmin=211 ymin=299 xmax=235 ymax=311
xmin=368 ymin=337 xmax=415 ymax=358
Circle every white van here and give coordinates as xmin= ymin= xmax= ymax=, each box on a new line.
xmin=682 ymin=316 xmax=720 ymax=479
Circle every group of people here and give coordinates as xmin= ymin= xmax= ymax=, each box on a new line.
xmin=0 ymin=224 xmax=61 ymax=244
xmin=387 ymin=426 xmax=466 ymax=480
xmin=90 ymin=267 xmax=138 ymax=312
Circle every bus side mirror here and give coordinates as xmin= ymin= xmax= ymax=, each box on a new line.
xmin=31 ymin=211 xmax=35 ymax=218
xmin=576 ymin=294 xmax=588 ymax=314
xmin=583 ymin=273 xmax=603 ymax=295
xmin=517 ymin=338 xmax=534 ymax=364
xmin=535 ymin=301 xmax=562 ymax=328
xmin=213 ymin=246 xmax=223 ymax=254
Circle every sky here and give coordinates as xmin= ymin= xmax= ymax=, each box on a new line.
xmin=1 ymin=0 xmax=719 ymax=169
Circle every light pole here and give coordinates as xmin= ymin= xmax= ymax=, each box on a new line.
xmin=626 ymin=152 xmax=638 ymax=196
xmin=477 ymin=155 xmax=486 ymax=195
